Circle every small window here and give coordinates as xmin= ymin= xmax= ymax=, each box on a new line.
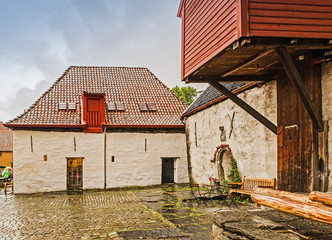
xmin=108 ymin=103 xmax=116 ymax=111
xmin=139 ymin=103 xmax=148 ymax=111
xmin=59 ymin=102 xmax=67 ymax=110
xmin=147 ymin=103 xmax=156 ymax=111
xmin=116 ymin=103 xmax=125 ymax=111
xmin=68 ymin=103 xmax=76 ymax=110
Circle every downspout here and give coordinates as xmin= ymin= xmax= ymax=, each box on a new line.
xmin=104 ymin=127 xmax=107 ymax=189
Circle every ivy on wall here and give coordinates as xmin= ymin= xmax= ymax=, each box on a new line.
xmin=212 ymin=144 xmax=241 ymax=192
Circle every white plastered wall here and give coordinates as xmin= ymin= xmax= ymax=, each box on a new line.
xmin=322 ymin=62 xmax=332 ymax=191
xmin=185 ymin=81 xmax=278 ymax=185
xmin=106 ymin=132 xmax=188 ymax=188
xmin=13 ymin=130 xmax=188 ymax=193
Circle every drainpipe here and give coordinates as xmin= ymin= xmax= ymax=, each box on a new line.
xmin=104 ymin=127 xmax=107 ymax=189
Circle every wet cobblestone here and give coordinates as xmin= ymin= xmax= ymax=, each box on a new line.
xmin=0 ymin=190 xmax=181 ymax=239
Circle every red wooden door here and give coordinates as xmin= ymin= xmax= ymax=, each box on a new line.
xmin=87 ymin=98 xmax=101 ymax=127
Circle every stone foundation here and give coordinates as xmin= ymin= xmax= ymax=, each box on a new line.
xmin=212 ymin=208 xmax=332 ymax=240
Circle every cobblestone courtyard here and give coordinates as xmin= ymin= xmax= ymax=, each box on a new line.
xmin=0 ymin=185 xmax=218 ymax=239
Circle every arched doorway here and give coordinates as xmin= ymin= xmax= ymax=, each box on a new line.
xmin=213 ymin=144 xmax=233 ymax=182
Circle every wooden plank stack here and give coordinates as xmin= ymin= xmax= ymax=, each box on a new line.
xmin=251 ymin=188 xmax=332 ymax=225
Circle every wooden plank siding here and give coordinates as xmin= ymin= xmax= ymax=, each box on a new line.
xmin=277 ymin=52 xmax=322 ymax=192
xmin=180 ymin=0 xmax=241 ymax=79
xmin=178 ymin=0 xmax=332 ymax=80
xmin=249 ymin=0 xmax=332 ymax=39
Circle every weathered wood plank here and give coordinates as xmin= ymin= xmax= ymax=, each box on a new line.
xmin=251 ymin=0 xmax=332 ymax=6
xmin=254 ymin=187 xmax=326 ymax=207
xmin=187 ymin=74 xmax=272 ymax=83
xmin=251 ymin=192 xmax=332 ymax=225
xmin=249 ymin=2 xmax=332 ymax=12
xmin=276 ymin=46 xmax=323 ymax=132
xmin=310 ymin=191 xmax=332 ymax=206
xmin=219 ymin=48 xmax=275 ymax=77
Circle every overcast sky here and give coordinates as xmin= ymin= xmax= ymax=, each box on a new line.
xmin=0 ymin=0 xmax=205 ymax=122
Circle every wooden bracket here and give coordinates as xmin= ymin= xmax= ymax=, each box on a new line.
xmin=208 ymin=81 xmax=277 ymax=135
xmin=276 ymin=46 xmax=324 ymax=132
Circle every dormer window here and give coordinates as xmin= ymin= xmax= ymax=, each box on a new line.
xmin=82 ymin=93 xmax=105 ymax=133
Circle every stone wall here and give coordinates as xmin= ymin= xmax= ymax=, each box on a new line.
xmin=184 ymin=81 xmax=278 ymax=185
xmin=13 ymin=130 xmax=188 ymax=194
xmin=322 ymin=62 xmax=332 ymax=191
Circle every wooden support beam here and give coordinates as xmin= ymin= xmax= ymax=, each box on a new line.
xmin=208 ymin=80 xmax=277 ymax=135
xmin=187 ymin=74 xmax=274 ymax=83
xmin=220 ymin=49 xmax=275 ymax=77
xmin=276 ymin=46 xmax=324 ymax=132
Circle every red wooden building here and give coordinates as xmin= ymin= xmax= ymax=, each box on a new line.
xmin=178 ymin=0 xmax=332 ymax=192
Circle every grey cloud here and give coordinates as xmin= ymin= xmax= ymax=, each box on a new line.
xmin=2 ymin=80 xmax=52 ymax=122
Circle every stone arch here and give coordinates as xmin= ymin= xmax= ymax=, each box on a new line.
xmin=212 ymin=144 xmax=233 ymax=181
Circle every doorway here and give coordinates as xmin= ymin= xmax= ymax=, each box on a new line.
xmin=215 ymin=150 xmax=232 ymax=181
xmin=162 ymin=158 xmax=174 ymax=183
xmin=67 ymin=158 xmax=83 ymax=190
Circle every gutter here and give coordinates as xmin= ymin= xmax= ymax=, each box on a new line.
xmin=4 ymin=123 xmax=185 ymax=129
xmin=4 ymin=124 xmax=85 ymax=128
xmin=104 ymin=124 xmax=185 ymax=129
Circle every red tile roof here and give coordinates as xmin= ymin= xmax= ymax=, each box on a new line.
xmin=6 ymin=66 xmax=187 ymax=128
xmin=0 ymin=122 xmax=13 ymax=151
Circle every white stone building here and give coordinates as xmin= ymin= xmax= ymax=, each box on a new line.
xmin=182 ymin=62 xmax=332 ymax=191
xmin=6 ymin=66 xmax=188 ymax=194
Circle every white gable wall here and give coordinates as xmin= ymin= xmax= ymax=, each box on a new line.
xmin=322 ymin=62 xmax=332 ymax=191
xmin=107 ymin=132 xmax=188 ymax=187
xmin=184 ymin=81 xmax=278 ymax=185
xmin=13 ymin=130 xmax=188 ymax=194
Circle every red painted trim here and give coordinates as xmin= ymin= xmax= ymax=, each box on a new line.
xmin=177 ymin=0 xmax=185 ymax=17
xmin=4 ymin=123 xmax=185 ymax=129
xmin=4 ymin=124 xmax=85 ymax=128
xmin=181 ymin=5 xmax=185 ymax=80
xmin=181 ymin=83 xmax=256 ymax=118
xmin=240 ymin=0 xmax=249 ymax=37
xmin=104 ymin=124 xmax=185 ymax=129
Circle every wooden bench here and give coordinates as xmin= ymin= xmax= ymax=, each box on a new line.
xmin=228 ymin=176 xmax=276 ymax=197
xmin=4 ymin=180 xmax=13 ymax=194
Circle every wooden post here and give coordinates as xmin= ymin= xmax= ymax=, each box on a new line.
xmin=276 ymin=46 xmax=324 ymax=132
xmin=208 ymin=81 xmax=277 ymax=134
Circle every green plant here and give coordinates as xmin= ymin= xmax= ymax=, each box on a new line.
xmin=220 ymin=156 xmax=241 ymax=193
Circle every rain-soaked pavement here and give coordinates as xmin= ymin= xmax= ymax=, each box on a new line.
xmin=0 ymin=184 xmax=249 ymax=239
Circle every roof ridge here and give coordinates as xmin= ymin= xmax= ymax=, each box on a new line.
xmin=7 ymin=66 xmax=74 ymax=123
